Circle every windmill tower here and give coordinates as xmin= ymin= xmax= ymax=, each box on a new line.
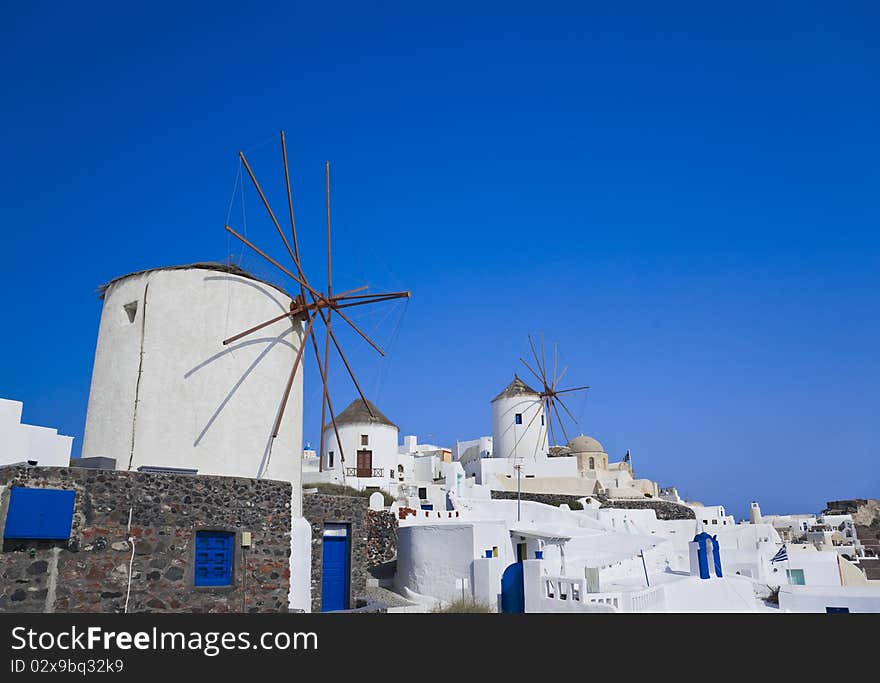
xmin=494 ymin=335 xmax=589 ymax=462
xmin=491 ymin=375 xmax=547 ymax=463
xmin=82 ymin=263 xmax=305 ymax=488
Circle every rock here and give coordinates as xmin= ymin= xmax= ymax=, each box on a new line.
xmin=164 ymin=566 xmax=184 ymax=581
xmin=26 ymin=561 xmax=48 ymax=575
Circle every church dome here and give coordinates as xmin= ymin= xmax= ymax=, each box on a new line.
xmin=568 ymin=435 xmax=605 ymax=454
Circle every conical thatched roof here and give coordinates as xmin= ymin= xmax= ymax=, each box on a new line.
xmin=332 ymin=399 xmax=397 ymax=430
xmin=96 ymin=262 xmax=288 ymax=299
xmin=491 ymin=374 xmax=540 ymax=402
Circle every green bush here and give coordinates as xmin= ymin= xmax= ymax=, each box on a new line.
xmin=566 ymin=500 xmax=584 ymax=510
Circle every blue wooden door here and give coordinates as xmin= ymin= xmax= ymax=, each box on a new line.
xmin=501 ymin=562 xmax=525 ymax=613
xmin=321 ymin=531 xmax=349 ymax=612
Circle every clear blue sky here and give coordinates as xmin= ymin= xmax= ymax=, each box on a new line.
xmin=2 ymin=2 xmax=877 ymax=518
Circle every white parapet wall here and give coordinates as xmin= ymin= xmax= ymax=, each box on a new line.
xmin=0 ymin=398 xmax=73 ymax=467
xmin=522 ymin=560 xmax=617 ymax=613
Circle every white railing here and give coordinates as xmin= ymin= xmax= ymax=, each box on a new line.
xmin=628 ymin=585 xmax=665 ymax=612
xmin=544 ymin=576 xmax=585 ymax=603
xmin=542 ymin=577 xmax=664 ymax=613
xmin=543 ymin=576 xmax=622 ymax=609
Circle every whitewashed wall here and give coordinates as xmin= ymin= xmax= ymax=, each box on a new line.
xmin=321 ymin=421 xmax=398 ymax=492
xmin=492 ymin=394 xmax=547 ymax=461
xmin=779 ymin=586 xmax=880 ymax=613
xmin=768 ymin=547 xmax=843 ymax=587
xmin=395 ymin=521 xmax=511 ymax=603
xmin=82 ymin=268 xmax=304 ymax=508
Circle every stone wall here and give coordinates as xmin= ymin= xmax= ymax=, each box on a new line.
xmin=0 ymin=466 xmax=291 ymax=613
xmin=600 ymin=499 xmax=695 ymax=520
xmin=302 ymin=493 xmax=369 ymax=612
xmin=365 ymin=510 xmax=397 ymax=567
xmin=491 ymin=490 xmax=588 ymax=509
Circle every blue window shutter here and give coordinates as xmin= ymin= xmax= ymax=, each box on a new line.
xmin=3 ymin=487 xmax=76 ymax=540
xmin=194 ymin=531 xmax=234 ymax=586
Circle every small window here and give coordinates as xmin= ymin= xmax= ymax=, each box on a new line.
xmin=361 ymin=434 xmax=369 ymax=446
xmin=515 ymin=413 xmax=523 ymax=425
xmin=418 ymin=487 xmax=427 ymax=499
xmin=541 ymin=414 xmax=545 ymax=425
xmin=712 ymin=519 xmax=718 ymax=525
xmin=123 ymin=301 xmax=138 ymax=324
xmin=194 ymin=531 xmax=234 ymax=587
xmin=786 ymin=569 xmax=805 ymax=586
xmin=328 ymin=451 xmax=334 ymax=468
xmin=589 ymin=457 xmax=595 ymax=470
xmin=703 ymin=520 xmax=709 ymax=525
xmin=389 ymin=469 xmax=394 ymax=478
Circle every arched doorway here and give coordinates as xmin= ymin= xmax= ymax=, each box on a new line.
xmin=500 ymin=562 xmax=525 ymax=613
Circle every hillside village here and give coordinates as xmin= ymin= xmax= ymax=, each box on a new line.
xmin=1 ymin=260 xmax=878 ymax=614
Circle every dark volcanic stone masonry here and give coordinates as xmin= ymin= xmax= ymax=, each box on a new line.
xmin=0 ymin=466 xmax=292 ymax=613
xmin=599 ymin=499 xmax=696 ymax=520
xmin=366 ymin=509 xmax=398 ymax=568
xmin=490 ymin=490 xmax=589 ymax=508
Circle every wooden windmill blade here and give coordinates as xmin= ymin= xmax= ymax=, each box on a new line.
xmin=320 ymin=160 xmax=335 ymax=463
xmin=552 ymin=343 xmax=558 ymax=392
xmin=519 ymin=334 xmax=590 ymax=449
xmin=218 ymin=130 xmax=411 ymax=481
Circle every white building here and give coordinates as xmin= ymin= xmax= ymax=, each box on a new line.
xmin=318 ymin=398 xmax=399 ymax=492
xmin=0 ymin=398 xmax=73 ymax=467
xmin=686 ymin=502 xmax=736 ymax=528
xmin=454 ymin=436 xmax=492 ymax=462
xmin=395 ymin=493 xmax=774 ymax=612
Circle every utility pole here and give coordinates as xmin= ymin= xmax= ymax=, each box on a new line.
xmin=515 ymin=464 xmax=522 ymax=522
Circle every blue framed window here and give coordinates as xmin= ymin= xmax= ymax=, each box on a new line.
xmin=3 ymin=487 xmax=76 ymax=540
xmin=515 ymin=413 xmax=522 ymax=425
xmin=194 ymin=531 xmax=234 ymax=587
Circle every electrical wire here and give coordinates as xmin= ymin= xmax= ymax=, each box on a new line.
xmin=124 ymin=507 xmax=135 ymax=614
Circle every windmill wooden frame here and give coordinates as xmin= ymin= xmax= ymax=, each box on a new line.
xmin=222 ymin=131 xmax=410 ymax=478
xmin=513 ymin=334 xmax=589 ymax=457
